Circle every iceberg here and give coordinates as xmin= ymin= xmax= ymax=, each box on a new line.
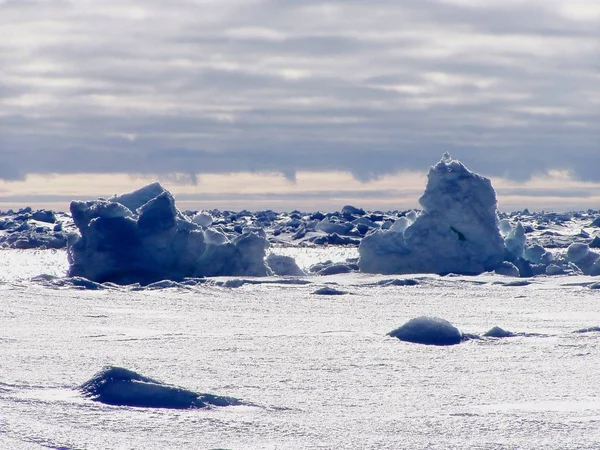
xmin=359 ymin=153 xmax=506 ymax=275
xmin=80 ymin=366 xmax=241 ymax=409
xmin=67 ymin=183 xmax=271 ymax=284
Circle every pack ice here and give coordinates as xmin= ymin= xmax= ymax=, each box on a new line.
xmin=67 ymin=182 xmax=271 ymax=284
xmin=359 ymin=153 xmax=506 ymax=275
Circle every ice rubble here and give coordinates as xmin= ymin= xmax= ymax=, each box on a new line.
xmin=0 ymin=207 xmax=68 ymax=249
xmin=68 ymin=182 xmax=271 ymax=284
xmin=359 ymin=153 xmax=506 ymax=275
xmin=80 ymin=366 xmax=241 ymax=409
xmin=4 ymin=152 xmax=600 ymax=279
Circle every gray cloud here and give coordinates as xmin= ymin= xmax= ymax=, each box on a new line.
xmin=0 ymin=0 xmax=598 ymax=186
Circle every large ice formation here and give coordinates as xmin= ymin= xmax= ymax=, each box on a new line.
xmin=68 ymin=182 xmax=270 ymax=284
xmin=359 ymin=153 xmax=506 ymax=275
xmin=387 ymin=316 xmax=463 ymax=346
xmin=80 ymin=366 xmax=241 ymax=409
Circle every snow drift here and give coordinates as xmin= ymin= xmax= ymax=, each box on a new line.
xmin=359 ymin=153 xmax=506 ymax=275
xmin=80 ymin=366 xmax=241 ymax=409
xmin=67 ymin=182 xmax=270 ymax=284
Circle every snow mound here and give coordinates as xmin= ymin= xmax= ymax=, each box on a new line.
xmin=68 ymin=183 xmax=270 ymax=284
xmin=573 ymin=326 xmax=600 ymax=334
xmin=483 ymin=326 xmax=514 ymax=338
xmin=80 ymin=366 xmax=241 ymax=409
xmin=359 ymin=153 xmax=505 ymax=275
xmin=312 ymin=286 xmax=348 ymax=295
xmin=387 ymin=316 xmax=463 ymax=346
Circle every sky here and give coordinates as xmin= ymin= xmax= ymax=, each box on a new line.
xmin=1 ymin=0 xmax=599 ymax=212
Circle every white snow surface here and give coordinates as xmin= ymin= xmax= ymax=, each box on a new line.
xmin=2 ymin=256 xmax=600 ymax=449
xmin=359 ymin=153 xmax=506 ymax=275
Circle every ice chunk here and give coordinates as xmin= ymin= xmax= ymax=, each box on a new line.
xmin=523 ymin=244 xmax=552 ymax=265
xmin=31 ymin=209 xmax=56 ymax=223
xmin=80 ymin=366 xmax=241 ymax=409
xmin=191 ymin=211 xmax=213 ymax=228
xmin=68 ymin=183 xmax=271 ymax=284
xmin=498 ymin=219 xmax=513 ymax=236
xmin=504 ymin=222 xmax=526 ymax=259
xmin=566 ymin=243 xmax=589 ymax=264
xmin=389 ymin=216 xmax=411 ymax=233
xmin=318 ymin=263 xmax=354 ymax=275
xmin=387 ymin=316 xmax=463 ymax=346
xmin=108 ymin=182 xmax=166 ymax=213
xmin=266 ymin=253 xmax=305 ymax=276
xmin=359 ymin=154 xmax=505 ymax=275
xmin=567 ymin=242 xmax=590 ymax=264
xmin=316 ymin=217 xmax=353 ymax=235
xmin=342 ymin=205 xmax=366 ymax=216
xmin=546 ymin=263 xmax=566 ymax=276
xmin=494 ymin=261 xmax=520 ymax=277
xmin=70 ymin=200 xmax=133 ymax=230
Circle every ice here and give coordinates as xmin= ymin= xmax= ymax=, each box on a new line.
xmin=191 ymin=211 xmax=213 ymax=227
xmin=31 ymin=209 xmax=57 ymax=224
xmin=266 ymin=253 xmax=306 ymax=276
xmin=68 ymin=183 xmax=271 ymax=284
xmin=387 ymin=316 xmax=463 ymax=346
xmin=504 ymin=222 xmax=526 ymax=259
xmin=523 ymin=244 xmax=553 ymax=265
xmin=315 ymin=217 xmax=353 ymax=235
xmin=0 ymin=208 xmax=69 ymax=249
xmin=317 ymin=263 xmax=355 ymax=275
xmin=567 ymin=243 xmax=590 ymax=263
xmin=565 ymin=243 xmax=600 ymax=275
xmin=107 ymin=182 xmax=167 ymax=214
xmin=80 ymin=366 xmax=241 ymax=409
xmin=494 ymin=261 xmax=520 ymax=277
xmin=359 ymin=153 xmax=506 ymax=275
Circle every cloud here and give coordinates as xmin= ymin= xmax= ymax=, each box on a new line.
xmin=0 ymin=0 xmax=598 ymax=189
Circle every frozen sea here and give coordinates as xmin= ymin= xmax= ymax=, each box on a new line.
xmin=2 ymin=248 xmax=600 ymax=449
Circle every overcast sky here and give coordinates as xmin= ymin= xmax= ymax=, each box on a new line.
xmin=1 ymin=0 xmax=599 ymax=211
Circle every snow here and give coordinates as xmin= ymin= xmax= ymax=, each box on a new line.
xmin=483 ymin=326 xmax=515 ymax=338
xmin=3 ymin=257 xmax=600 ymax=448
xmin=68 ymin=183 xmax=270 ymax=284
xmin=387 ymin=316 xmax=463 ymax=346
xmin=80 ymin=366 xmax=240 ymax=409
xmin=359 ymin=153 xmax=506 ymax=275
xmin=312 ymin=286 xmax=348 ymax=295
